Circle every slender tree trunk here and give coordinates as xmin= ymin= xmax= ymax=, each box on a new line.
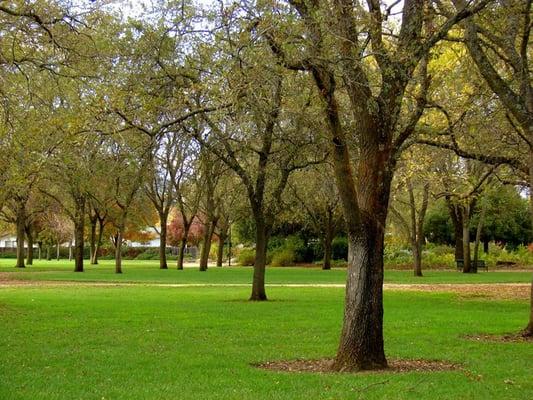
xmin=93 ymin=219 xmax=105 ymax=265
xmin=412 ymin=241 xmax=422 ymax=277
xmin=323 ymin=210 xmax=333 ymax=270
xmin=115 ymin=229 xmax=123 ymax=274
xmin=46 ymin=246 xmax=51 ymax=261
xmin=73 ymin=197 xmax=85 ymax=272
xmin=177 ymin=239 xmax=187 ymax=270
xmin=89 ymin=216 xmax=97 ymax=265
xmin=56 ymin=241 xmax=60 ymax=261
xmin=159 ymin=212 xmax=169 ymax=270
xmin=26 ymin=227 xmax=33 ymax=266
xmin=69 ymin=240 xmax=73 ymax=261
xmin=200 ymin=217 xmax=218 ymax=271
xmin=473 ymin=202 xmax=487 ymax=270
xmin=250 ymin=217 xmax=269 ymax=301
xmin=216 ymin=231 xmax=227 ymax=267
xmin=38 ymin=242 xmax=42 ymax=260
xmin=462 ymin=205 xmax=473 ymax=273
xmin=15 ymin=203 xmax=26 ymax=268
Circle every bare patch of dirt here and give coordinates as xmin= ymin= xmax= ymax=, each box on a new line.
xmin=254 ymin=358 xmax=460 ymax=374
xmin=464 ymin=333 xmax=533 ymax=343
xmin=385 ymin=283 xmax=530 ymax=301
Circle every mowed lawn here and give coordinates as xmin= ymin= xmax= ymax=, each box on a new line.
xmin=0 ymin=259 xmax=532 ymax=285
xmin=1 ymin=260 xmax=532 ymax=399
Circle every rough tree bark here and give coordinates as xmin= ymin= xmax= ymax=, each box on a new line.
xmin=322 ymin=208 xmax=334 ymax=270
xmin=250 ymin=217 xmax=270 ymax=301
xmin=199 ymin=216 xmax=218 ymax=271
xmin=159 ymin=212 xmax=169 ymax=269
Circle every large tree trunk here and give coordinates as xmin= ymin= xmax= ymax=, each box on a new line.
xmin=250 ymin=218 xmax=270 ymax=301
xmin=412 ymin=241 xmax=422 ymax=277
xmin=159 ymin=212 xmax=169 ymax=270
xmin=73 ymin=197 xmax=86 ymax=272
xmin=199 ymin=217 xmax=218 ymax=271
xmin=25 ymin=226 xmax=33 ymax=266
xmin=15 ymin=203 xmax=26 ymax=268
xmin=523 ymin=153 xmax=533 ymax=336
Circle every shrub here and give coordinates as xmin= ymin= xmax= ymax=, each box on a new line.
xmin=237 ymin=248 xmax=255 ymax=266
xmin=332 ymin=237 xmax=348 ymax=260
xmin=271 ymin=248 xmax=296 ymax=267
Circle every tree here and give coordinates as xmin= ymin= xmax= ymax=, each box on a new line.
xmin=266 ymin=0 xmax=490 ymax=370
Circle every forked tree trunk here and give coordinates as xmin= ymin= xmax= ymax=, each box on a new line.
xmin=250 ymin=218 xmax=270 ymax=301
xmin=15 ymin=204 xmax=26 ymax=268
xmin=159 ymin=212 xmax=169 ymax=270
xmin=26 ymin=227 xmax=33 ymax=266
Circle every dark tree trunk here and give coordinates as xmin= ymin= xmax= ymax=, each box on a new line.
xmin=412 ymin=242 xmax=422 ymax=277
xmin=250 ymin=218 xmax=270 ymax=301
xmin=483 ymin=239 xmax=489 ymax=254
xmin=15 ymin=203 xmax=26 ymax=268
xmin=159 ymin=212 xmax=169 ymax=270
xmin=115 ymin=229 xmax=123 ymax=274
xmin=56 ymin=241 xmax=60 ymax=261
xmin=447 ymin=199 xmax=464 ymax=261
xmin=323 ymin=209 xmax=333 ymax=270
xmin=73 ymin=197 xmax=86 ymax=272
xmin=114 ymin=231 xmax=122 ymax=274
xmin=332 ymin=214 xmax=387 ymax=371
xmin=46 ymin=246 xmax=51 ymax=261
xmin=25 ymin=226 xmax=33 ymax=266
xmin=38 ymin=242 xmax=42 ymax=260
xmin=199 ymin=217 xmax=218 ymax=271
xmin=524 ymin=155 xmax=533 ymax=336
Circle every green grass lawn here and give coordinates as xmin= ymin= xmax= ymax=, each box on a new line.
xmin=0 ymin=259 xmax=531 ymax=285
xmin=0 ymin=284 xmax=531 ymax=400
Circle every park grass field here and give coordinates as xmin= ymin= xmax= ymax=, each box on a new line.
xmin=1 ymin=260 xmax=532 ymax=399
xmin=0 ymin=259 xmax=531 ymax=285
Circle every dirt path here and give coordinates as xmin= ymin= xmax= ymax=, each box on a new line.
xmin=0 ymin=273 xmax=529 ymax=300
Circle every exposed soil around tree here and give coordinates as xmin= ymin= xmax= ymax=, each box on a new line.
xmin=464 ymin=333 xmax=533 ymax=343
xmin=253 ymin=358 xmax=460 ymax=374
